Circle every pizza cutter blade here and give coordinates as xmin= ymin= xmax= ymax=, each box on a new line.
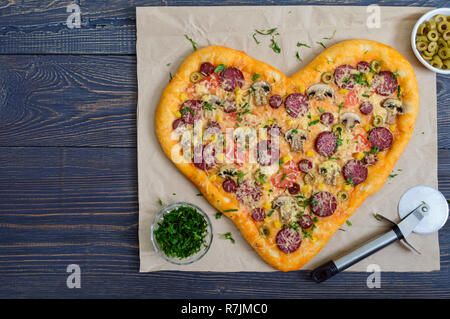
xmin=311 ymin=186 xmax=448 ymax=283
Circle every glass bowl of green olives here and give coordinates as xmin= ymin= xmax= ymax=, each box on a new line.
xmin=411 ymin=8 xmax=450 ymax=74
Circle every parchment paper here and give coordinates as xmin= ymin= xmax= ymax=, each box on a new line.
xmin=137 ymin=6 xmax=440 ymax=272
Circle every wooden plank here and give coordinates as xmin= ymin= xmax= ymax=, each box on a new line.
xmin=0 ymin=1 xmax=444 ymax=55
xmin=0 ymin=55 xmax=449 ymax=148
xmin=0 ymin=146 xmax=448 ymax=298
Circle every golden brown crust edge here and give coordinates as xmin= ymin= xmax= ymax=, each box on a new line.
xmin=155 ymin=40 xmax=419 ymax=272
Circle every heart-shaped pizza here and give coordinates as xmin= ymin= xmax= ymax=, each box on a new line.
xmin=155 ymin=39 xmax=419 ymax=271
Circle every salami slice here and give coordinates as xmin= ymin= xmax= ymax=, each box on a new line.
xmin=343 ymin=159 xmax=368 ymax=185
xmin=288 ymin=183 xmax=300 ymax=195
xmin=311 ymin=192 xmax=337 ymax=217
xmin=222 ymin=178 xmax=237 ymax=193
xmin=315 ymin=131 xmax=337 ymax=157
xmin=368 ymin=127 xmax=393 ymax=151
xmin=359 ymin=101 xmax=374 ymax=115
xmin=180 ymin=100 xmax=203 ymax=124
xmin=276 ymin=228 xmax=302 ymax=254
xmin=357 ymin=61 xmax=370 ymax=73
xmin=334 ymin=64 xmax=356 ymax=89
xmin=284 ymin=93 xmax=309 ymax=118
xmin=373 ymin=71 xmax=398 ymax=96
xmin=256 ymin=140 xmax=280 ymax=166
xmin=236 ymin=180 xmax=262 ymax=206
xmin=193 ymin=143 xmax=217 ymax=170
xmin=320 ymin=112 xmax=334 ymax=125
xmin=172 ymin=118 xmax=185 ymax=130
xmin=298 ymin=214 xmax=313 ymax=229
xmin=269 ymin=94 xmax=283 ymax=109
xmin=200 ymin=62 xmax=215 ymax=76
xmin=220 ymin=67 xmax=245 ymax=92
xmin=251 ymin=208 xmax=266 ymax=221
xmin=298 ymin=159 xmax=313 ymax=173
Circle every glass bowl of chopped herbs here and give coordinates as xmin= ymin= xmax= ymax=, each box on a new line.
xmin=151 ymin=202 xmax=213 ymax=265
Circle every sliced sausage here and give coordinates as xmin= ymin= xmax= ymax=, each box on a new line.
xmin=220 ymin=67 xmax=244 ymax=92
xmin=343 ymin=159 xmax=368 ymax=185
xmin=193 ymin=143 xmax=217 ymax=170
xmin=256 ymin=140 xmax=280 ymax=166
xmin=284 ymin=93 xmax=309 ymax=118
xmin=222 ymin=178 xmax=237 ymax=193
xmin=236 ymin=180 xmax=262 ymax=206
xmin=334 ymin=64 xmax=356 ymax=89
xmin=368 ymin=127 xmax=393 ymax=151
xmin=276 ymin=228 xmax=302 ymax=254
xmin=251 ymin=208 xmax=266 ymax=221
xmin=320 ymin=112 xmax=334 ymax=125
xmin=180 ymin=99 xmax=203 ymax=124
xmin=359 ymin=101 xmax=374 ymax=115
xmin=373 ymin=71 xmax=398 ymax=96
xmin=200 ymin=62 xmax=215 ymax=76
xmin=311 ymin=192 xmax=337 ymax=217
xmin=357 ymin=61 xmax=370 ymax=73
xmin=298 ymin=214 xmax=313 ymax=229
xmin=269 ymin=94 xmax=283 ymax=109
xmin=172 ymin=118 xmax=185 ymax=130
xmin=288 ymin=183 xmax=300 ymax=195
xmin=315 ymin=131 xmax=337 ymax=157
xmin=298 ymin=159 xmax=313 ymax=173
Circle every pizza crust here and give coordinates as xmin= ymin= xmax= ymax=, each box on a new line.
xmin=155 ymin=40 xmax=419 ymax=271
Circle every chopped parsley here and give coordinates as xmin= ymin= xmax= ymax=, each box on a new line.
xmin=297 ymin=42 xmax=311 ymax=48
xmin=322 ymin=29 xmax=336 ymax=40
xmin=154 ymin=205 xmax=209 ymax=258
xmin=252 ymin=33 xmax=261 ymax=44
xmin=215 ymin=212 xmax=222 ymax=219
xmin=223 ymin=209 xmax=238 ymax=213
xmin=158 ymin=199 xmax=163 ymax=206
xmin=214 ymin=64 xmax=226 ymax=74
xmin=252 ymin=74 xmax=261 ymax=81
xmin=166 ymin=63 xmax=171 ymax=67
xmin=362 ymin=93 xmax=370 ymax=98
xmin=316 ymin=41 xmax=326 ymax=49
xmin=308 ymin=119 xmax=320 ymax=127
xmin=338 ymin=102 xmax=344 ymax=113
xmin=296 ymin=51 xmax=303 ymax=62
xmin=196 ymin=193 xmax=203 ymax=196
xmin=255 ymin=28 xmax=278 ymax=36
xmin=346 ymin=220 xmax=352 ymax=227
xmin=268 ymin=210 xmax=274 ymax=217
xmin=270 ymin=37 xmax=281 ymax=54
xmin=397 ymin=85 xmax=402 ymax=99
xmin=220 ymin=232 xmax=235 ymax=244
xmin=184 ymin=34 xmax=198 ymax=51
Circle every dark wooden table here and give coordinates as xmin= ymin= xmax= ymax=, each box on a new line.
xmin=0 ymin=1 xmax=448 ymax=298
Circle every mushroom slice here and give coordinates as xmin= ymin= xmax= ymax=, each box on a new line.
xmin=285 ymin=128 xmax=307 ymax=152
xmin=318 ymin=160 xmax=341 ymax=185
xmin=218 ymin=165 xmax=239 ymax=178
xmin=204 ymin=94 xmax=222 ymax=107
xmin=306 ymin=83 xmax=335 ymax=101
xmin=381 ymin=98 xmax=405 ymax=124
xmin=272 ymin=196 xmax=299 ymax=224
xmin=251 ymin=81 xmax=271 ymax=106
xmin=340 ymin=112 xmax=361 ymax=130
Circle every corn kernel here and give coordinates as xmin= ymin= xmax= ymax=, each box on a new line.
xmin=282 ymin=155 xmax=292 ymax=163
xmin=364 ymin=124 xmax=371 ymax=132
xmin=389 ymin=124 xmax=396 ymax=132
xmin=301 ymin=185 xmax=312 ymax=194
xmin=260 ymin=131 xmax=268 ymax=141
xmin=174 ymin=111 xmax=182 ymax=118
xmin=264 ymin=202 xmax=272 ymax=210
xmin=216 ymin=153 xmax=224 ymax=162
xmin=209 ymin=174 xmax=217 ymax=181
xmin=273 ymin=220 xmax=282 ymax=229
xmin=313 ymin=115 xmax=320 ymax=121
xmin=210 ymin=135 xmax=217 ymax=142
xmin=286 ymin=119 xmax=295 ymax=126
xmin=217 ymin=114 xmax=223 ymax=123
xmin=306 ymin=150 xmax=314 ymax=157
xmin=354 ymin=152 xmax=364 ymax=161
xmin=263 ymin=184 xmax=271 ymax=191
xmin=366 ymin=74 xmax=373 ymax=83
xmin=264 ymin=217 xmax=271 ymax=223
xmin=339 ymin=88 xmax=348 ymax=95
xmin=299 ymin=86 xmax=306 ymax=94
xmin=344 ymin=184 xmax=352 ymax=192
xmin=318 ymin=182 xmax=326 ymax=191
xmin=180 ymin=92 xmax=186 ymax=101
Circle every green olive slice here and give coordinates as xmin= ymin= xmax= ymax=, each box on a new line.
xmin=434 ymin=14 xmax=446 ymax=23
xmin=438 ymin=47 xmax=450 ymax=60
xmin=321 ymin=72 xmax=334 ymax=84
xmin=417 ymin=23 xmax=428 ymax=36
xmin=437 ymin=38 xmax=448 ymax=48
xmin=331 ymin=123 xmax=345 ymax=136
xmin=426 ymin=20 xmax=437 ymax=30
xmin=370 ymin=60 xmax=382 ymax=73
xmin=423 ymin=49 xmax=435 ymax=57
xmin=337 ymin=191 xmax=349 ymax=202
xmin=259 ymin=225 xmax=271 ymax=238
xmin=427 ymin=30 xmax=439 ymax=42
xmin=190 ymin=72 xmax=204 ymax=83
xmin=416 ymin=35 xmax=429 ymax=43
xmin=443 ymin=30 xmax=450 ymax=41
xmin=303 ymin=173 xmax=315 ymax=185
xmin=443 ymin=59 xmax=450 ymax=70
xmin=421 ymin=53 xmax=433 ymax=61
xmin=428 ymin=41 xmax=438 ymax=52
xmin=430 ymin=56 xmax=443 ymax=68
xmin=372 ymin=115 xmax=384 ymax=127
xmin=437 ymin=21 xmax=450 ymax=34
xmin=416 ymin=41 xmax=428 ymax=52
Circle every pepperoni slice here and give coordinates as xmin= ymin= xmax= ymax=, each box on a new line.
xmin=256 ymin=140 xmax=280 ymax=166
xmin=276 ymin=228 xmax=302 ymax=254
xmin=373 ymin=71 xmax=398 ymax=96
xmin=357 ymin=61 xmax=370 ymax=73
xmin=298 ymin=159 xmax=313 ymax=173
xmin=172 ymin=118 xmax=185 ymax=130
xmin=236 ymin=180 xmax=262 ymax=206
xmin=269 ymin=94 xmax=283 ymax=109
xmin=271 ymin=161 xmax=300 ymax=189
xmin=368 ymin=127 xmax=393 ymax=151
xmin=267 ymin=123 xmax=282 ymax=137
xmin=334 ymin=64 xmax=356 ymax=89
xmin=288 ymin=183 xmax=300 ymax=195
xmin=298 ymin=214 xmax=313 ymax=229
xmin=311 ymin=192 xmax=338 ymax=217
xmin=320 ymin=112 xmax=334 ymax=125
xmin=315 ymin=131 xmax=337 ymax=157
xmin=359 ymin=101 xmax=374 ymax=115
xmin=284 ymin=93 xmax=309 ymax=118
xmin=220 ymin=67 xmax=244 ymax=92
xmin=222 ymin=178 xmax=237 ymax=193
xmin=200 ymin=62 xmax=215 ymax=76
xmin=180 ymin=100 xmax=203 ymax=124
xmin=193 ymin=143 xmax=217 ymax=170
xmin=343 ymin=159 xmax=368 ymax=185
xmin=251 ymin=208 xmax=266 ymax=221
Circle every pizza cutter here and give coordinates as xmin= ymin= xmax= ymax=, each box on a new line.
xmin=311 ymin=186 xmax=448 ymax=283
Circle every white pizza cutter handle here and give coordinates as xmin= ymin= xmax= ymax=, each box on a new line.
xmin=311 ymin=203 xmax=428 ymax=283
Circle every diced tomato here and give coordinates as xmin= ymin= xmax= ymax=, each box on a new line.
xmin=225 ymin=143 xmax=247 ymax=166
xmin=344 ymin=89 xmax=359 ymax=107
xmin=271 ymin=161 xmax=299 ymax=189
xmin=355 ymin=133 xmax=372 ymax=152
xmin=186 ymin=72 xmax=220 ymax=96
